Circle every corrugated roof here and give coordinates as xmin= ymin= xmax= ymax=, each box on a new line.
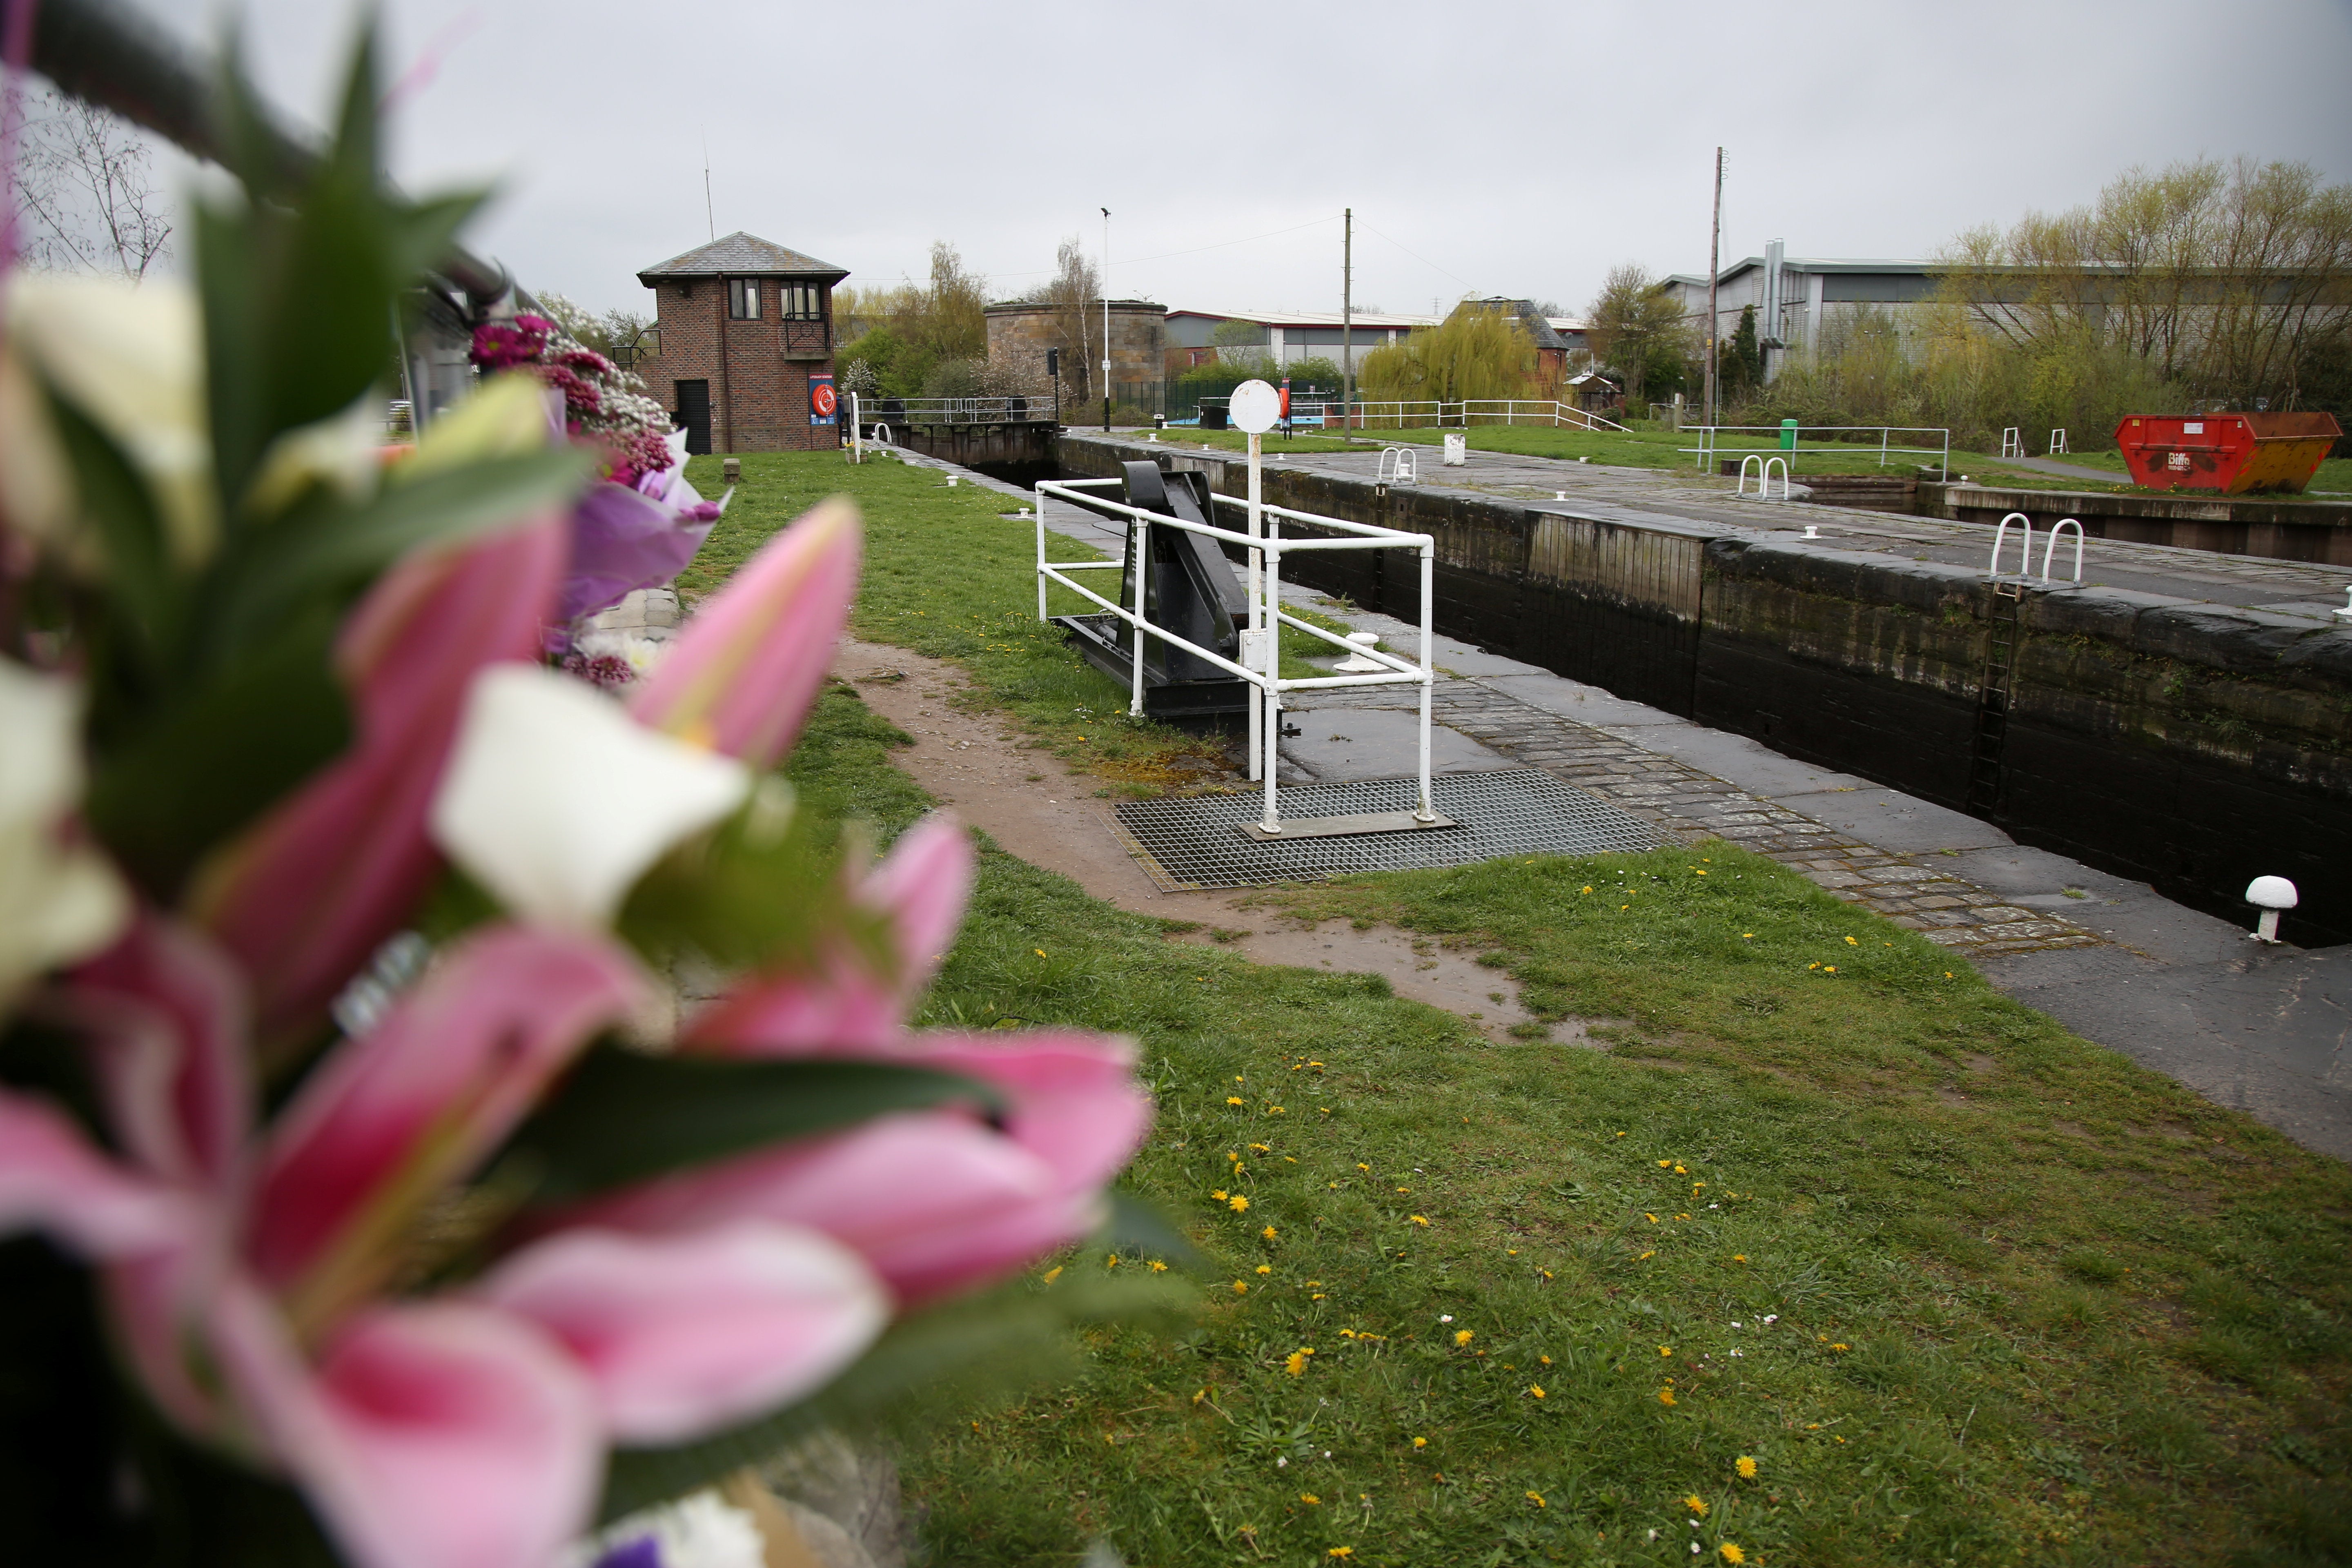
xmin=637 ymin=232 xmax=849 ymax=283
xmin=1165 ymin=307 xmax=1441 ymax=330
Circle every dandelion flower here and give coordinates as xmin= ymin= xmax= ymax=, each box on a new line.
xmin=1831 ymin=1342 xmax=1850 ymax=1352
xmin=1659 ymin=1345 xmax=1673 ymax=1356
xmin=1230 ymin=1195 xmax=1250 ymax=1212
xmin=1733 ymin=1254 xmax=1747 ymax=1263
xmin=1356 ymin=1162 xmax=1370 ymax=1172
xmin=1105 ymin=1255 xmax=1119 ymax=1269
xmin=1455 ymin=1329 xmax=1474 ymax=1347
xmin=1720 ymin=1546 xmax=1746 ymax=1564
xmin=1526 ymin=1490 xmax=1547 ymax=1508
xmin=1250 ymin=1142 xmax=1271 ymax=1153
xmin=1824 ymin=965 xmax=1836 ymax=973
xmin=1411 ymin=1214 xmax=1430 ymax=1227
xmin=1285 ymin=1352 xmax=1308 ymax=1376
xmin=1262 ymin=1225 xmax=1278 ymax=1240
xmin=1685 ymin=1495 xmax=1708 ymax=1517
xmin=1639 ymin=1250 xmax=1655 ymax=1260
xmin=1149 ymin=1260 xmax=1168 ymax=1273
xmin=1034 ymin=949 xmax=1047 ymax=958
xmin=1042 ymin=1266 xmax=1063 ymax=1283
xmin=1659 ymin=1388 xmax=1678 ymax=1406
xmin=1211 ymin=1189 xmax=1228 ymax=1201
xmin=1530 ymin=1385 xmax=1546 ymax=1398
xmin=1300 ymin=1492 xmax=1320 ymax=1504
xmin=1540 ymin=1354 xmax=1552 ymax=1365
xmin=1412 ymin=1437 xmax=1428 ymax=1448
xmin=1226 ymin=1096 xmax=1245 ymax=1106
xmin=1736 ymin=1456 xmax=1759 ymax=1479
xmin=1328 ymin=1550 xmax=1353 ymax=1559
xmin=1232 ymin=1281 xmax=1248 ymax=1294
xmin=1255 ymin=1265 xmax=1271 ymax=1275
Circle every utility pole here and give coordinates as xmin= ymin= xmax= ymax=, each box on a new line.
xmin=1341 ymin=207 xmax=1354 ymax=442
xmin=1705 ymin=147 xmax=1722 ymax=428
xmin=1101 ymin=207 xmax=1112 ymax=433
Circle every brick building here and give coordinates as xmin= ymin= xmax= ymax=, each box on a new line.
xmin=637 ymin=232 xmax=849 ymax=454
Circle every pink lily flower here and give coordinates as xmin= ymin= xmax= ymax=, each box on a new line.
xmin=684 ymin=813 xmax=975 ymax=1052
xmin=187 ymin=517 xmax=566 ymax=1045
xmin=571 ymin=1032 xmax=1152 ymax=1307
xmin=0 ymin=914 xmax=891 ymax=1568
xmin=581 ymin=818 xmax=1153 ymax=1308
xmin=628 ymin=499 xmax=860 ymax=768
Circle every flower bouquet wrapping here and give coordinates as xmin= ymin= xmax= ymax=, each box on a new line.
xmin=0 ymin=36 xmax=1167 ymax=1568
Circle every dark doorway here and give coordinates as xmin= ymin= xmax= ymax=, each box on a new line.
xmin=676 ymin=379 xmax=711 ymax=455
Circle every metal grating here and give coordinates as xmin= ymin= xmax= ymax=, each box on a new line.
xmin=1107 ymin=768 xmax=1664 ymax=891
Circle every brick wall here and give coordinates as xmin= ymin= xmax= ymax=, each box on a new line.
xmin=985 ymin=300 xmax=1163 ymax=403
xmin=647 ymin=278 xmax=839 ymax=453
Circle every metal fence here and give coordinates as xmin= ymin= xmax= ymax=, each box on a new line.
xmin=1163 ymin=396 xmax=1627 ymax=434
xmin=1683 ymin=424 xmax=1951 ymax=481
xmin=862 ymin=396 xmax=1060 ymax=426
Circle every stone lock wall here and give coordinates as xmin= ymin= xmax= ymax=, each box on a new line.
xmin=986 ymin=300 xmax=1163 ymax=406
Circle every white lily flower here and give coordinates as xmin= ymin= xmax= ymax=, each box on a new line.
xmin=0 ymin=659 xmax=130 ymax=1006
xmin=429 ymin=663 xmax=750 ymax=930
xmin=243 ymin=390 xmax=384 ymax=516
xmin=1 ymin=272 xmax=214 ymax=569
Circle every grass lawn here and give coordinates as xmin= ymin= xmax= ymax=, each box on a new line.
xmin=700 ymin=452 xmax=2352 ymax=1566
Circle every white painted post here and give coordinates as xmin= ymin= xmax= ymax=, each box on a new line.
xmin=1247 ymin=428 xmax=1263 ymax=782
xmin=1035 ymin=490 xmax=1048 ymax=622
xmin=1261 ymin=531 xmax=1283 ymax=836
xmin=1415 ymin=542 xmax=1436 ymax=822
xmin=849 ymin=392 xmax=862 ymax=463
xmin=1129 ymin=513 xmax=1148 ymax=718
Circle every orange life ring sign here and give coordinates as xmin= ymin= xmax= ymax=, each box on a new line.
xmin=809 ymin=374 xmax=838 ymax=424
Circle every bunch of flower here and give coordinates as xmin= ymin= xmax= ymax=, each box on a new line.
xmin=471 ymin=315 xmax=678 ymax=489
xmin=0 ymin=44 xmax=1155 ymax=1568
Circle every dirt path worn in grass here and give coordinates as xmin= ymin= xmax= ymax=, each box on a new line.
xmin=828 ymin=636 xmax=1605 ymax=1046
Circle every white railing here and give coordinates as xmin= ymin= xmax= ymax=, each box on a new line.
xmin=1987 ymin=511 xmax=2086 ymax=585
xmin=1376 ymin=445 xmax=1418 ymax=485
xmin=1332 ymin=399 xmax=1628 ymax=434
xmin=1735 ymin=454 xmax=1791 ymax=499
xmin=1034 ymin=478 xmax=1439 ymax=835
xmin=2001 ymin=427 xmax=2024 ymax=459
xmin=867 ymin=396 xmax=1056 ymax=425
xmin=2048 ymin=428 xmax=2068 ymax=455
xmin=1686 ymin=424 xmax=1951 ymax=481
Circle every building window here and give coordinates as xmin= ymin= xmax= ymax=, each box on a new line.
xmin=727 ymin=278 xmax=760 ymax=319
xmin=780 ymin=283 xmax=823 ymax=321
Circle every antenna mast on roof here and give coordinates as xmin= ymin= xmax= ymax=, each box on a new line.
xmin=702 ymin=127 xmax=715 ymax=241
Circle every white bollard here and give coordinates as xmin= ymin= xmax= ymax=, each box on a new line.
xmin=1443 ymin=433 xmax=1467 ymax=466
xmin=2246 ymin=875 xmax=2298 ymax=943
xmin=1802 ymin=525 xmax=1820 ymax=540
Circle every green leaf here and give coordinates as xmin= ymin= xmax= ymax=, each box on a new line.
xmin=1099 ymin=1190 xmax=1206 ymax=1273
xmin=42 ymin=388 xmax=177 ymax=667
xmin=208 ymin=447 xmax=590 ymax=657
xmin=504 ymin=1047 xmax=1004 ymax=1203
xmin=597 ymin=1272 xmax=1187 ymax=1521
xmin=82 ymin=603 xmax=349 ymax=901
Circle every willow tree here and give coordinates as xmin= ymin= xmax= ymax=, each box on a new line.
xmin=1358 ymin=302 xmax=1538 ymax=402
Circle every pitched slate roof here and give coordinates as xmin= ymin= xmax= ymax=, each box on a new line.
xmin=637 ymin=232 xmax=849 ymax=285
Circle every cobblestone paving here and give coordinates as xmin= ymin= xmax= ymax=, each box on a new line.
xmin=1290 ymin=679 xmax=2096 ymax=956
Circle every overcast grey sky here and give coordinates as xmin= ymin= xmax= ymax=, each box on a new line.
xmin=120 ymin=0 xmax=2352 ymax=321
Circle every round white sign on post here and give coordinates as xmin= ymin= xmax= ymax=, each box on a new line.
xmin=1229 ymin=379 xmax=1281 ymax=434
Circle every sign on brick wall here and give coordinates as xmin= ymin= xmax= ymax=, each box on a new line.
xmin=809 ymin=373 xmax=837 ymax=425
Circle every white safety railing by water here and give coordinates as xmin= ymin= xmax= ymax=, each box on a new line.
xmin=1334 ymin=399 xmax=1628 ymax=434
xmin=1032 ymin=479 xmax=1439 ymax=836
xmin=1376 ymin=445 xmax=1418 ymax=486
xmin=1686 ymin=424 xmax=1951 ymax=482
xmin=1987 ymin=512 xmax=2086 ymax=585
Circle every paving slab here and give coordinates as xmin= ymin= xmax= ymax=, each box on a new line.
xmin=1768 ymin=784 xmax=2015 ymax=853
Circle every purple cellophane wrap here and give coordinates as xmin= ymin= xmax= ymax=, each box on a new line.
xmin=557 ymin=479 xmax=719 ymax=624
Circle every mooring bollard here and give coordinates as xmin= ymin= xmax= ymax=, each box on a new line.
xmin=722 ymin=457 xmax=741 ymax=484
xmin=2246 ymin=875 xmax=2298 ymax=943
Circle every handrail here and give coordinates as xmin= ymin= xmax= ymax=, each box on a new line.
xmin=1762 ymin=455 xmax=1791 ymax=500
xmin=1988 ymin=512 xmax=2033 ymax=577
xmin=2041 ymin=519 xmax=2085 ymax=584
xmin=1035 ymin=477 xmax=1439 ymax=833
xmin=1735 ymin=454 xmax=1765 ymax=496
